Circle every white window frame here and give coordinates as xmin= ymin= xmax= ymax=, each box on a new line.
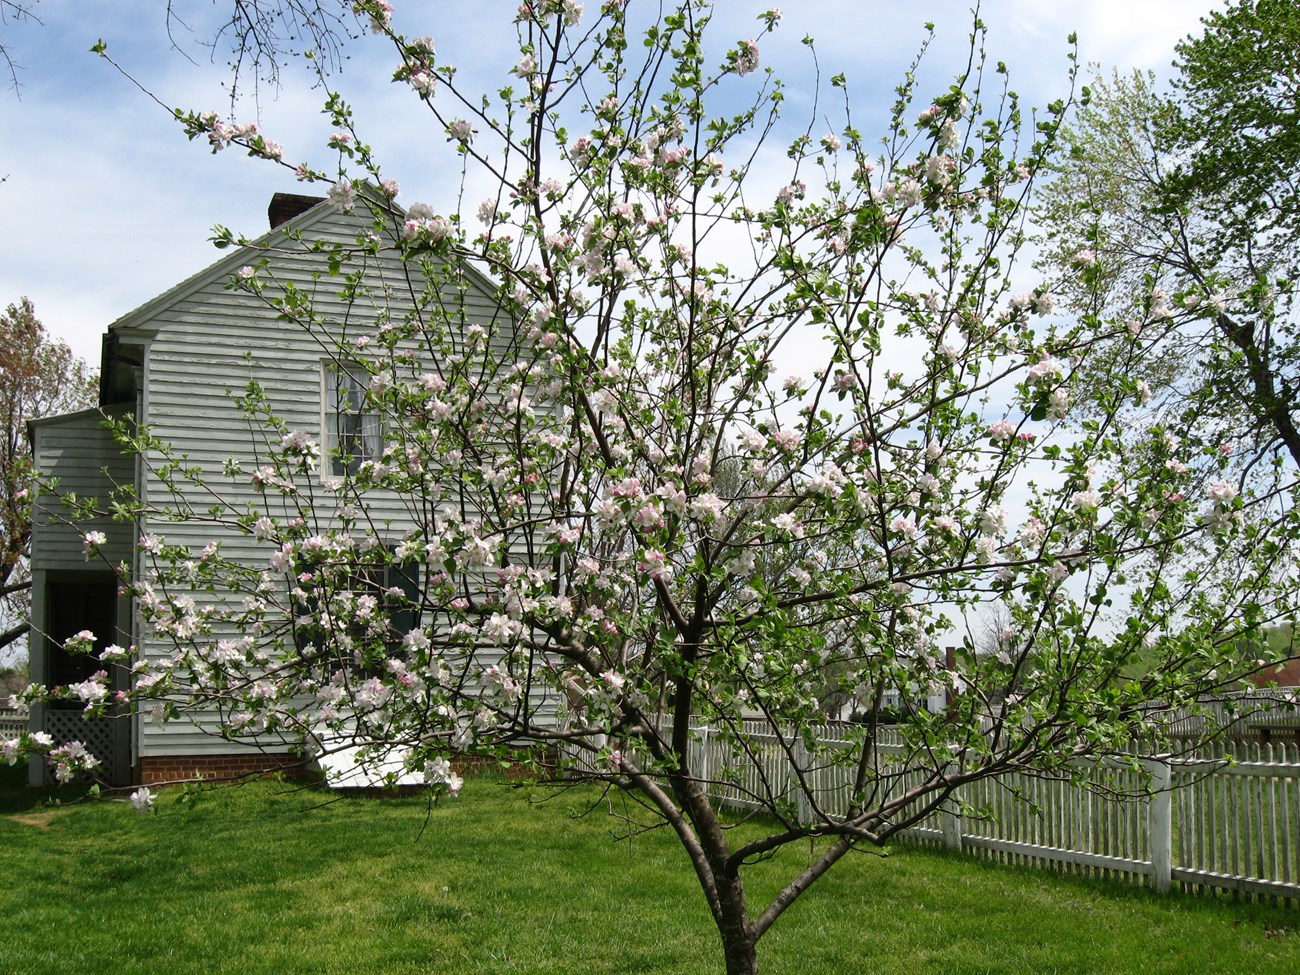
xmin=323 ymin=360 xmax=382 ymax=476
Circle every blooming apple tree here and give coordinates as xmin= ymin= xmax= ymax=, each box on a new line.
xmin=16 ymin=3 xmax=1300 ymax=973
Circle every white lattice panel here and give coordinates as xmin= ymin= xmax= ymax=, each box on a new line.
xmin=43 ymin=710 xmax=127 ymax=784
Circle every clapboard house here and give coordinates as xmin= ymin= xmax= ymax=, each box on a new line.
xmin=27 ymin=192 xmax=512 ymax=785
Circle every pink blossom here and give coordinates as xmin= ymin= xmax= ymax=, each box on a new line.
xmin=637 ymin=549 xmax=672 ymax=580
xmin=1019 ymin=517 xmax=1046 ymax=544
xmin=632 ymin=503 xmax=663 ymax=529
xmin=1071 ymin=489 xmax=1102 ymax=511
xmin=1027 ymin=357 xmax=1064 ymax=382
xmin=808 ymin=463 xmax=846 ymax=497
xmin=776 ymin=180 xmax=805 ymax=204
xmin=484 ymin=613 xmax=523 ymax=642
xmin=327 ymin=179 xmax=356 ymax=213
xmin=980 ymin=505 xmax=1007 ymax=536
xmin=987 ymin=419 xmax=1016 ymax=442
xmin=1049 ymin=389 xmax=1069 ymax=417
xmin=612 ymin=477 xmax=643 ymax=500
xmin=891 ymin=516 xmax=919 ymax=538
xmin=425 ymin=756 xmax=463 ymax=795
xmin=446 ymin=119 xmax=475 ymax=142
xmin=1207 ymin=480 xmax=1238 ymax=503
xmin=925 ymin=154 xmax=953 ymax=187
xmin=733 ymin=39 xmax=760 ymax=76
xmin=689 ymin=493 xmax=725 ymax=522
xmin=771 ymin=512 xmax=803 ymax=537
xmin=771 ymin=430 xmax=799 ymax=452
xmin=548 ymin=522 xmax=582 ymax=545
xmin=207 ymin=119 xmax=232 ymax=150
xmin=366 ymin=0 xmax=393 ymax=32
xmin=569 ymin=136 xmax=593 ymax=161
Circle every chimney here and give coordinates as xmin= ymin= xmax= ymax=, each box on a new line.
xmin=268 ymin=193 xmax=326 ymax=229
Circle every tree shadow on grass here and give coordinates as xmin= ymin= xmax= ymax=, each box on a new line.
xmin=0 ymin=760 xmax=91 ymax=816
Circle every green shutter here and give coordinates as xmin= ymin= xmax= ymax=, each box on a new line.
xmin=389 ymin=554 xmax=421 ymax=640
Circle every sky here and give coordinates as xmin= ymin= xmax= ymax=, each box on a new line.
xmin=1 ymin=0 xmax=1219 ymax=366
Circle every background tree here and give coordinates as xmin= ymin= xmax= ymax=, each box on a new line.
xmin=1037 ymin=0 xmax=1300 ymax=474
xmin=0 ymin=297 xmax=97 ymax=658
xmin=20 ymin=4 xmax=1300 ymax=974
xmin=0 ymin=0 xmax=39 ymax=94
xmin=3 ymin=1 xmax=358 ymax=103
xmin=164 ymin=0 xmax=363 ymax=107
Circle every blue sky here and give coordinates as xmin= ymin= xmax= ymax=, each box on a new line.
xmin=2 ymin=0 xmax=1217 ymax=364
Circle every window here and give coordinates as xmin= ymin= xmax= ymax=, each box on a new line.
xmin=292 ymin=550 xmax=421 ymax=666
xmin=326 ymin=362 xmax=381 ymax=476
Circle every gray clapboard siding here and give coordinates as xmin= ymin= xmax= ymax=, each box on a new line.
xmin=30 ymin=406 xmax=135 ymax=570
xmin=128 ymin=200 xmax=528 ymax=759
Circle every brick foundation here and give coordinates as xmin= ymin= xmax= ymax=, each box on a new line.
xmin=137 ymin=745 xmax=558 ymax=787
xmin=138 ymin=753 xmax=314 ymax=786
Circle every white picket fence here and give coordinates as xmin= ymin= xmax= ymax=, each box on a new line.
xmin=0 ymin=707 xmax=26 ymax=738
xmin=574 ymin=721 xmax=1300 ymax=901
xmin=915 ymin=741 xmax=1300 ymax=900
xmin=1161 ymin=688 xmax=1300 ymax=741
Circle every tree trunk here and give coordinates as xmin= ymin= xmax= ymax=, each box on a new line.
xmin=721 ymin=935 xmax=758 ymax=975
xmin=717 ymin=872 xmax=759 ymax=975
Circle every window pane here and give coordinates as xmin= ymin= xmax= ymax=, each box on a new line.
xmin=328 ymin=363 xmax=380 ymax=475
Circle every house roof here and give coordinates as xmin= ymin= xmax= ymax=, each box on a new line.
xmin=96 ymin=188 xmax=505 ymax=406
xmin=103 ymin=194 xmax=337 ymax=340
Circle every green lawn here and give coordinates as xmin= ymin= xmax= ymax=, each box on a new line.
xmin=1 ymin=763 xmax=1297 ymax=974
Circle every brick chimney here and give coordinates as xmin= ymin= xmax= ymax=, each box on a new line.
xmin=268 ymin=193 xmax=326 ymax=229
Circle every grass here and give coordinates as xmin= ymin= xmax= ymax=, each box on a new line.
xmin=1 ymin=763 xmax=1298 ymax=974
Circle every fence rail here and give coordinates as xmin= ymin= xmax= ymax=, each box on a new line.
xmin=571 ymin=722 xmax=1300 ymax=901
